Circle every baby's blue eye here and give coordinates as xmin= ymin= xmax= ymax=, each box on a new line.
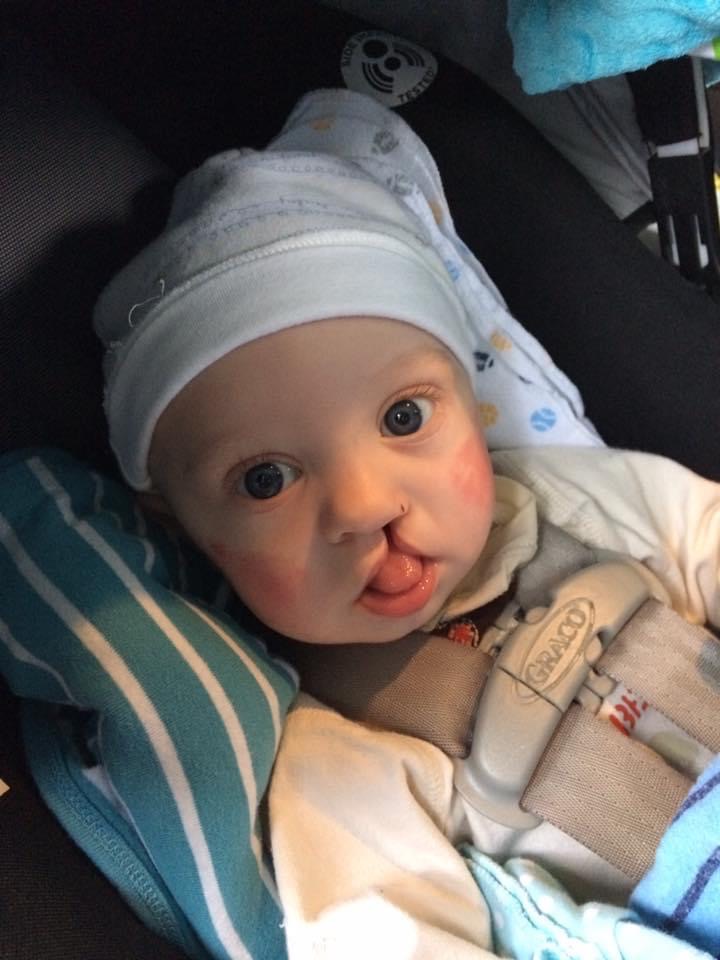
xmin=242 ymin=462 xmax=298 ymax=499
xmin=382 ymin=397 xmax=433 ymax=437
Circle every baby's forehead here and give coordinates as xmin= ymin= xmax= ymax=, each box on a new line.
xmin=194 ymin=316 xmax=460 ymax=382
xmin=152 ymin=320 xmax=468 ymax=478
xmin=219 ymin=317 xmax=466 ymax=400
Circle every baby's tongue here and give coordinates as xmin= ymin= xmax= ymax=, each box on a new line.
xmin=368 ymin=546 xmax=423 ymax=595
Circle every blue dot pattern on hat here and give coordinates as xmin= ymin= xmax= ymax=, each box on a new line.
xmin=531 ymin=408 xmax=558 ymax=432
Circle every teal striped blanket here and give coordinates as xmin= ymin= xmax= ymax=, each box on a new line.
xmin=0 ymin=448 xmax=298 ymax=960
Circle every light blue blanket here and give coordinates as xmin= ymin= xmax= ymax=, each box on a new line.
xmin=464 ymin=849 xmax=713 ymax=960
xmin=632 ymin=753 xmax=720 ymax=956
xmin=508 ymin=0 xmax=720 ymax=93
xmin=462 ymin=751 xmax=720 ymax=958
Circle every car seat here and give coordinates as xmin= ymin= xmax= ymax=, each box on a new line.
xmin=2 ymin=1 xmax=720 ymax=957
xmin=320 ymin=0 xmax=720 ymax=297
xmin=628 ymin=55 xmax=720 ymax=294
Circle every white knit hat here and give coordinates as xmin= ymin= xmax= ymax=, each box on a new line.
xmin=94 ymin=146 xmax=476 ymax=489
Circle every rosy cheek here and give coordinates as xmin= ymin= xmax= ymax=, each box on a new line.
xmin=450 ymin=434 xmax=493 ymax=507
xmin=207 ymin=542 xmax=304 ymax=612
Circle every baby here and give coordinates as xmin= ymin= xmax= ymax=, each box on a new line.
xmin=96 ymin=88 xmax=599 ymax=647
xmin=95 ymin=90 xmax=720 ymax=959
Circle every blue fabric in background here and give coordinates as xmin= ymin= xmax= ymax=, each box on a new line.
xmin=508 ymin=0 xmax=720 ymax=93
xmin=632 ymin=753 xmax=720 ymax=957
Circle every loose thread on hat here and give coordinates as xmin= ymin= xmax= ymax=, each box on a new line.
xmin=128 ymin=278 xmax=166 ymax=328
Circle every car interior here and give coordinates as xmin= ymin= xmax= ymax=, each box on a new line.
xmin=2 ymin=1 xmax=720 ymax=957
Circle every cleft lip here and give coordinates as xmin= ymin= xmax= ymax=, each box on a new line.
xmin=360 ymin=542 xmax=390 ymax=595
xmin=387 ymin=527 xmax=422 ymax=557
xmin=356 ymin=528 xmax=432 ymax=600
xmin=359 ymin=527 xmax=424 ymax=595
xmin=358 ymin=557 xmax=439 ymax=618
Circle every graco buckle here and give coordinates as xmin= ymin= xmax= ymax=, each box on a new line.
xmin=454 ymin=561 xmax=652 ymax=828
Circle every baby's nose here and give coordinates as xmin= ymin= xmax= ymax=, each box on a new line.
xmin=320 ymin=463 xmax=406 ymax=543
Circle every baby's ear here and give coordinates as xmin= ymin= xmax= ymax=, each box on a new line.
xmin=136 ymin=490 xmax=187 ymax=536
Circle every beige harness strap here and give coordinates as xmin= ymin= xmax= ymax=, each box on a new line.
xmin=283 ymin=627 xmax=496 ymax=757
xmin=599 ymin=598 xmax=720 ymax=754
xmin=521 ymin=704 xmax=691 ymax=883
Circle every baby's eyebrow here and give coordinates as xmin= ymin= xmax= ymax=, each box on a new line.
xmin=382 ymin=345 xmax=457 ymax=378
xmin=181 ymin=433 xmax=261 ymax=481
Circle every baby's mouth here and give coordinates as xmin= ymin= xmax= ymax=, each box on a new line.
xmin=358 ymin=544 xmax=438 ymax=618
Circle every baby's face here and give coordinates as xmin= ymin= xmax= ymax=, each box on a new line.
xmin=149 ymin=317 xmax=495 ymax=644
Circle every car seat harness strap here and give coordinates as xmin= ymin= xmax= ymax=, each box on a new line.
xmin=521 ymin=703 xmax=691 ymax=883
